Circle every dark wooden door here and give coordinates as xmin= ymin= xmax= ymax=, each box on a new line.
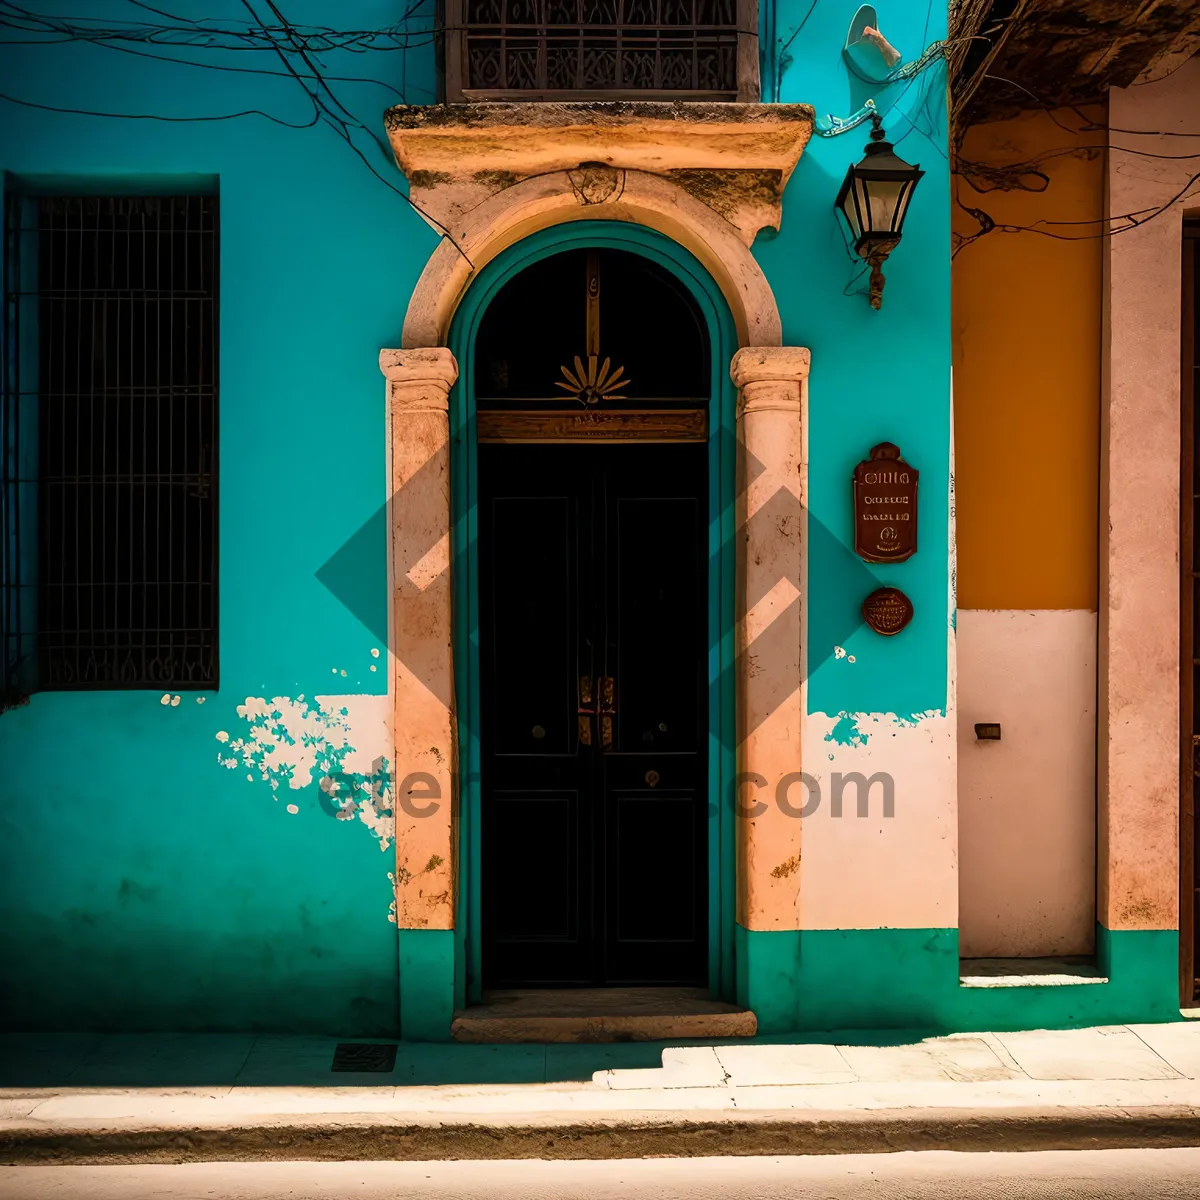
xmin=478 ymin=442 xmax=708 ymax=987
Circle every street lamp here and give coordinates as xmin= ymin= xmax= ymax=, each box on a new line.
xmin=835 ymin=113 xmax=924 ymax=310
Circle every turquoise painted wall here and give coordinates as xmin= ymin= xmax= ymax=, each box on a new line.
xmin=1 ymin=0 xmax=970 ymax=1036
xmin=0 ymin=0 xmax=439 ymax=1034
xmin=767 ymin=0 xmax=951 ymax=719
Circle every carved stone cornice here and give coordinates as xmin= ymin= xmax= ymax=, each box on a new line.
xmin=384 ymin=101 xmax=815 ymax=245
xmin=379 ymin=347 xmax=458 ymax=413
xmin=731 ymin=346 xmax=809 ymax=420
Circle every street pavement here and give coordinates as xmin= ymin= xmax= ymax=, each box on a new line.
xmin=5 ymin=1149 xmax=1200 ymax=1199
xmin=7 ymin=1022 xmax=1200 ymax=1162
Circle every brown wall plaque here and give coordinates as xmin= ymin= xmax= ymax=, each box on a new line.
xmin=862 ymin=587 xmax=914 ymax=636
xmin=853 ymin=442 xmax=918 ymax=563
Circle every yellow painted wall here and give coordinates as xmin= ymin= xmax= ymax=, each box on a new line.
xmin=952 ymin=109 xmax=1103 ymax=610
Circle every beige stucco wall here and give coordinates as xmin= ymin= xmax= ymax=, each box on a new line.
xmin=1099 ymin=60 xmax=1200 ymax=932
xmin=957 ymin=609 xmax=1097 ymax=956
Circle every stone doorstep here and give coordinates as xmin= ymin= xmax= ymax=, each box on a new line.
xmin=450 ymin=988 xmax=757 ymax=1044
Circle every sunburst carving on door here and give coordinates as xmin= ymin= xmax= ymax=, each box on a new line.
xmin=555 ymin=251 xmax=631 ymax=406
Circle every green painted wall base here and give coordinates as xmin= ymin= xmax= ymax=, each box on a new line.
xmin=736 ymin=924 xmax=801 ymax=1033
xmin=398 ymin=930 xmax=455 ymax=1042
xmin=735 ymin=924 xmax=1180 ymax=1035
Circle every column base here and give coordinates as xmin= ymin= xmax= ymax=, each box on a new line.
xmin=736 ymin=923 xmax=801 ymax=1033
xmin=398 ymin=929 xmax=456 ymax=1042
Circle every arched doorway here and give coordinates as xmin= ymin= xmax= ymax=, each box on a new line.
xmin=476 ymin=247 xmax=710 ymax=988
xmin=383 ymin=219 xmax=808 ymax=1033
xmin=448 ymin=224 xmax=740 ymax=1003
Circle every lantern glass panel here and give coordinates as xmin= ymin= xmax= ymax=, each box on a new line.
xmin=840 ymin=179 xmax=864 ymax=239
xmin=863 ymin=175 xmax=905 ymax=235
xmin=891 ymin=180 xmax=915 ymax=234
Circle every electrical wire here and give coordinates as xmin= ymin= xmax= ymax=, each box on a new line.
xmin=49 ymin=31 xmax=423 ymax=99
xmin=6 ymin=0 xmax=1199 ymax=265
xmin=0 ymin=89 xmax=323 ymax=127
xmin=949 ymin=52 xmax=1200 ymax=258
xmin=235 ymin=0 xmax=470 ymax=263
xmin=0 ymin=0 xmax=451 ymax=237
xmin=772 ymin=0 xmax=819 ymax=102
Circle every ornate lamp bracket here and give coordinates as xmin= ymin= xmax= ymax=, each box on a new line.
xmin=814 ymin=99 xmax=879 ymax=138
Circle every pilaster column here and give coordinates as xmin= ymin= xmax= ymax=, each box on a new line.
xmin=380 ymin=347 xmax=459 ymax=931
xmin=730 ymin=346 xmax=810 ymax=931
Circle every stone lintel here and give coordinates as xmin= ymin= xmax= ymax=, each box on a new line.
xmin=384 ymin=102 xmax=815 ymax=242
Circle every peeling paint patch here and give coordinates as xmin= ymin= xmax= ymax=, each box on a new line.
xmin=824 ymin=714 xmax=868 ymax=747
xmin=834 ymin=646 xmax=847 ymax=660
xmin=286 ymin=803 xmax=299 ymax=814
xmin=771 ymin=855 xmax=800 ymax=879
xmin=818 ymin=709 xmax=946 ymax=746
xmin=220 ymin=694 xmax=395 ymax=850
xmin=894 ymin=709 xmax=945 ymax=727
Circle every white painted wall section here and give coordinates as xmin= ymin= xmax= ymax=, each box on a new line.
xmin=957 ymin=608 xmax=1096 ymax=957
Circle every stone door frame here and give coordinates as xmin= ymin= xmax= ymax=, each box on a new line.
xmin=381 ymin=179 xmax=809 ymax=1033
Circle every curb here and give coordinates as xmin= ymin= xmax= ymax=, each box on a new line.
xmin=5 ymin=1107 xmax=1200 ymax=1164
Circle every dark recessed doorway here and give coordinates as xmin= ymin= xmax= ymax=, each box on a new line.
xmin=475 ymin=248 xmax=711 ymax=987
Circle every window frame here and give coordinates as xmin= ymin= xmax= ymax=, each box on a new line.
xmin=440 ymin=0 xmax=760 ymax=102
xmin=1 ymin=190 xmax=220 ymax=704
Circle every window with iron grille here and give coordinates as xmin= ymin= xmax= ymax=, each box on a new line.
xmin=1 ymin=194 xmax=218 ymax=708
xmin=441 ymin=0 xmax=759 ymax=101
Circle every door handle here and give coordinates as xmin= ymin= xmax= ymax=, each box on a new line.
xmin=578 ymin=674 xmax=594 ymax=746
xmin=598 ymin=675 xmax=616 ymax=750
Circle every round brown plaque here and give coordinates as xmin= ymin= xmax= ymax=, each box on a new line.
xmin=862 ymin=587 xmax=914 ymax=636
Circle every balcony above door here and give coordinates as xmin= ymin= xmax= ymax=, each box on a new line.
xmin=439 ymin=0 xmax=761 ymax=103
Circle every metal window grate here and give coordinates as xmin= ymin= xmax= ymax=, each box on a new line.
xmin=1 ymin=194 xmax=218 ymax=704
xmin=460 ymin=0 xmax=739 ymax=95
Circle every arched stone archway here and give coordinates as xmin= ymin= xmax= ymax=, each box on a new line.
xmin=400 ymin=167 xmax=785 ymax=350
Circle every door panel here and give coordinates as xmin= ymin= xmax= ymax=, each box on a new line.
xmin=488 ymin=494 xmax=575 ymax=757
xmin=612 ymin=792 xmax=698 ymax=941
xmin=612 ymin=495 xmax=703 ymax=755
xmin=479 ymin=443 xmax=707 ymax=987
xmin=486 ymin=791 xmax=578 ymax=940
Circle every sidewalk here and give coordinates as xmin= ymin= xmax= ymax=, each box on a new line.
xmin=5 ymin=1022 xmax=1200 ymax=1163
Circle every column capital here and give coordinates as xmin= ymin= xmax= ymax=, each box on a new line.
xmin=730 ymin=346 xmax=811 ymax=391
xmin=380 ymin=347 xmax=459 ymax=411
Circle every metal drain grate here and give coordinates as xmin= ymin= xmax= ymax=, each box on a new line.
xmin=331 ymin=1042 xmax=397 ymax=1073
